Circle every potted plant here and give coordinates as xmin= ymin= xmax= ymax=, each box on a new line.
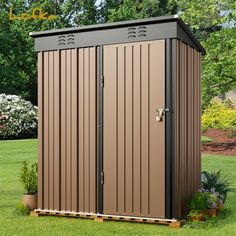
xmin=188 ymin=210 xmax=208 ymax=221
xmin=201 ymin=170 xmax=232 ymax=203
xmin=188 ymin=191 xmax=208 ymax=221
xmin=19 ymin=161 xmax=38 ymax=210
xmin=206 ymin=189 xmax=219 ymax=217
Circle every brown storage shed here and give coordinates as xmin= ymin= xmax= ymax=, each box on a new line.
xmin=30 ymin=15 xmax=205 ymax=221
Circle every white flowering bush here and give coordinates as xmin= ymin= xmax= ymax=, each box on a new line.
xmin=0 ymin=94 xmax=38 ymax=139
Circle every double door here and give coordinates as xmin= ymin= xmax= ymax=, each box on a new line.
xmin=38 ymin=40 xmax=166 ymax=218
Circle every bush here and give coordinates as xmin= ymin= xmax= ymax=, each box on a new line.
xmin=0 ymin=94 xmax=37 ymax=139
xmin=188 ymin=191 xmax=208 ymax=211
xmin=15 ymin=202 xmax=30 ymax=216
xmin=201 ymin=171 xmax=232 ymax=202
xmin=202 ymin=100 xmax=236 ymax=130
xmin=19 ymin=161 xmax=38 ymax=194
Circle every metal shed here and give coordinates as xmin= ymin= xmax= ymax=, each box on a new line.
xmin=30 ymin=15 xmax=205 ymax=221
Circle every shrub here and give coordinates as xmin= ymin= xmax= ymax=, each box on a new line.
xmin=15 ymin=202 xmax=30 ymax=216
xmin=0 ymin=94 xmax=38 ymax=139
xmin=188 ymin=188 xmax=225 ymax=215
xmin=201 ymin=171 xmax=232 ymax=202
xmin=188 ymin=191 xmax=208 ymax=211
xmin=19 ymin=161 xmax=38 ymax=194
xmin=201 ymin=99 xmax=236 ymax=130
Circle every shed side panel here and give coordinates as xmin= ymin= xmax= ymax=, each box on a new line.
xmin=173 ymin=40 xmax=201 ymax=219
xmin=38 ymin=52 xmax=43 ymax=209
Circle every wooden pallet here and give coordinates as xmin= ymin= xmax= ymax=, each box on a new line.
xmin=31 ymin=210 xmax=185 ymax=228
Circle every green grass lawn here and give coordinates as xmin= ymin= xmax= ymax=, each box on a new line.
xmin=0 ymin=139 xmax=236 ymax=236
xmin=201 ymin=135 xmax=213 ymax=143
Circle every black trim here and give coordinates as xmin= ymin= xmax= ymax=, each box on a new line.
xmin=96 ymin=46 xmax=104 ymax=214
xmin=165 ymin=39 xmax=173 ymax=219
xmin=30 ymin=15 xmax=180 ymax=37
xmin=30 ymin=16 xmax=205 ymax=54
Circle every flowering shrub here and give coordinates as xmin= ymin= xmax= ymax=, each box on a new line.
xmin=189 ymin=187 xmax=224 ymax=212
xmin=0 ymin=94 xmax=38 ymax=139
xmin=202 ymin=99 xmax=236 ymax=130
xmin=197 ymin=188 xmax=224 ymax=209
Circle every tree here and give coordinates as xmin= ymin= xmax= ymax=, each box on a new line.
xmin=178 ymin=0 xmax=236 ymax=109
xmin=201 ymin=28 xmax=236 ymax=109
xmin=107 ymin=0 xmax=177 ymax=22
xmin=0 ymin=0 xmax=96 ymax=104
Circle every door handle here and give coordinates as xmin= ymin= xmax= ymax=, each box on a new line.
xmin=156 ymin=108 xmax=170 ymax=122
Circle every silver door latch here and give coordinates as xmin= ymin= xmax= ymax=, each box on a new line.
xmin=156 ymin=108 xmax=170 ymax=122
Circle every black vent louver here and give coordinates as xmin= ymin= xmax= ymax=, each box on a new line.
xmin=58 ymin=34 xmax=75 ymax=46
xmin=128 ymin=26 xmax=147 ymax=39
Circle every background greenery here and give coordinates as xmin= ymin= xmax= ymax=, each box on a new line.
xmin=0 ymin=139 xmax=235 ymax=235
xmin=202 ymin=99 xmax=236 ymax=130
xmin=0 ymin=0 xmax=235 ymax=107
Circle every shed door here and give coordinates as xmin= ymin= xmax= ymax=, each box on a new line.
xmin=103 ymin=40 xmax=165 ymax=218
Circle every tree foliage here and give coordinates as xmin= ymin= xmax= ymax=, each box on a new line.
xmin=107 ymin=0 xmax=177 ymax=22
xmin=179 ymin=0 xmax=236 ymax=109
xmin=0 ymin=0 xmax=235 ymax=110
xmin=0 ymin=0 xmax=178 ymax=105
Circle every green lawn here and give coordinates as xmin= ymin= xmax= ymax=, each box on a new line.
xmin=201 ymin=135 xmax=213 ymax=143
xmin=0 ymin=139 xmax=236 ymax=236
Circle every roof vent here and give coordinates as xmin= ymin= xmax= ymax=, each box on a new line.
xmin=128 ymin=27 xmax=137 ymax=38
xmin=58 ymin=35 xmax=66 ymax=46
xmin=67 ymin=34 xmax=75 ymax=45
xmin=137 ymin=26 xmax=147 ymax=37
xmin=128 ymin=26 xmax=147 ymax=39
xmin=58 ymin=34 xmax=75 ymax=46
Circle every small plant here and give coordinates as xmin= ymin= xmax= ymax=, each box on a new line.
xmin=188 ymin=191 xmax=208 ymax=211
xmin=206 ymin=188 xmax=223 ymax=209
xmin=188 ymin=210 xmax=208 ymax=221
xmin=184 ymin=217 xmax=220 ymax=229
xmin=201 ymin=171 xmax=232 ymax=202
xmin=15 ymin=202 xmax=30 ymax=216
xmin=19 ymin=161 xmax=38 ymax=194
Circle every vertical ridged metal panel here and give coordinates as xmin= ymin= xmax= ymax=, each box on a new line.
xmin=103 ymin=40 xmax=165 ymax=218
xmin=38 ymin=48 xmax=97 ymax=213
xmin=172 ymin=40 xmax=201 ymax=219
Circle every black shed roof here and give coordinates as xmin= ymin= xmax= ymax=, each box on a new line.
xmin=30 ymin=15 xmax=205 ymax=54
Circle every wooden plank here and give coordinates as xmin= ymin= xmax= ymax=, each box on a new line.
xmin=32 ymin=210 xmax=182 ymax=227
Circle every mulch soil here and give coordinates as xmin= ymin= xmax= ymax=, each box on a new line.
xmin=202 ymin=128 xmax=236 ymax=156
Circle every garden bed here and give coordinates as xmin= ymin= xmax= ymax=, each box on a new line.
xmin=202 ymin=128 xmax=236 ymax=156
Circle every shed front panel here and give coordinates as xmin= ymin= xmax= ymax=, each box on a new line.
xmin=103 ymin=40 xmax=165 ymax=218
xmin=38 ymin=48 xmax=97 ymax=212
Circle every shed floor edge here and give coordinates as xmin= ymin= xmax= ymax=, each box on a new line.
xmin=31 ymin=209 xmax=186 ymax=227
